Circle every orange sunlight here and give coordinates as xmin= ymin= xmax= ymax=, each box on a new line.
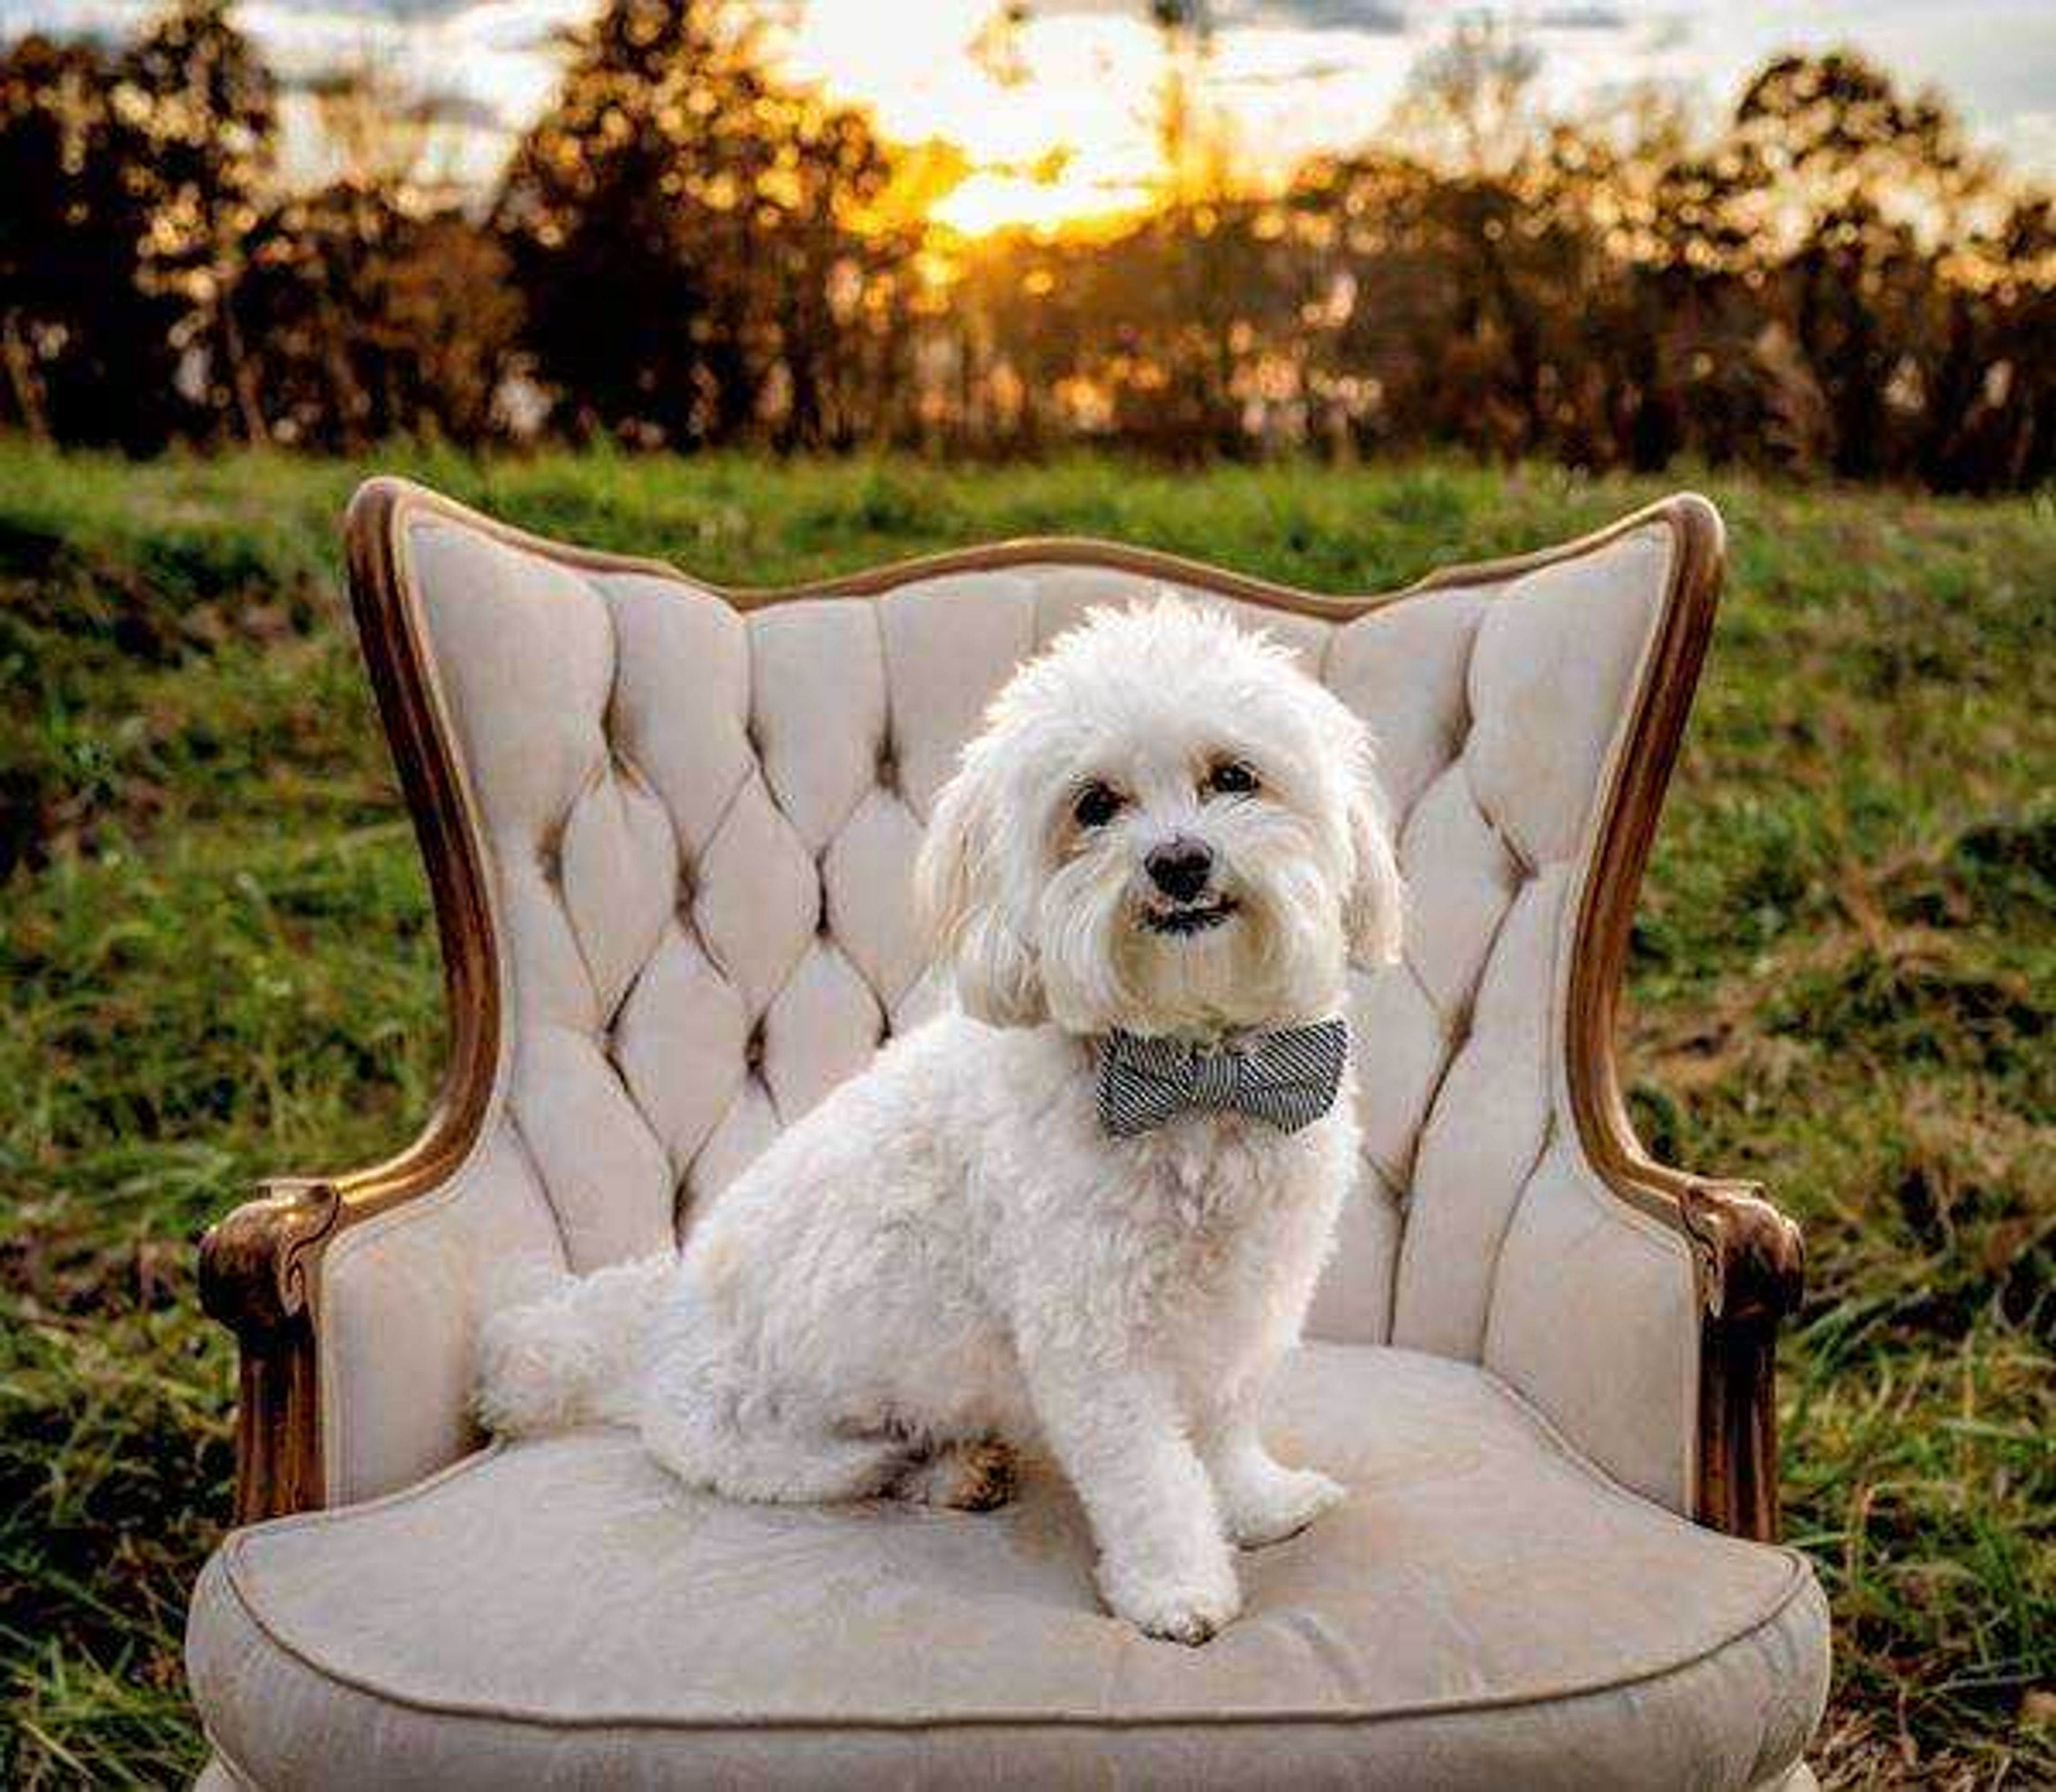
xmin=775 ymin=0 xmax=1171 ymax=239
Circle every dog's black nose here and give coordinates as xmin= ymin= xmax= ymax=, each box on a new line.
xmin=1145 ymin=838 xmax=1214 ymax=903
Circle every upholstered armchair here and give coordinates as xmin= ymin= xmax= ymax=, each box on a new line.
xmin=187 ymin=480 xmax=1828 ymax=1790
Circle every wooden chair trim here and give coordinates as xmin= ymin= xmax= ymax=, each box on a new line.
xmin=1555 ymin=493 xmax=1804 ymax=1539
xmin=200 ymin=477 xmax=1801 ymax=1537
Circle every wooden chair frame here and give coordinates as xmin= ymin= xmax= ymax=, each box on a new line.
xmin=200 ymin=481 xmax=1804 ymax=1539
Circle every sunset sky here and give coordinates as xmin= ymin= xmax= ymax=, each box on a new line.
xmin=8 ymin=0 xmax=2055 ymax=229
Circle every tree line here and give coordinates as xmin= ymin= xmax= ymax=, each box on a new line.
xmin=2 ymin=0 xmax=2050 ymax=489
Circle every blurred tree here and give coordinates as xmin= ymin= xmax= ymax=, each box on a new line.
xmin=0 ymin=0 xmax=274 ymax=448
xmin=496 ymin=0 xmax=910 ymax=448
xmin=1378 ymin=23 xmax=1559 ymax=457
xmin=303 ymin=53 xmax=435 ymax=193
xmin=1389 ymin=18 xmax=1541 ymax=180
xmin=0 ymin=35 xmax=176 ymax=445
xmin=0 ymin=4 xmax=2046 ymax=486
xmin=1936 ymin=193 xmax=2056 ymax=489
xmin=122 ymin=0 xmax=277 ymax=442
xmin=231 ymin=184 xmax=521 ymax=450
xmin=1697 ymin=54 xmax=1978 ymax=478
xmin=226 ymin=37 xmax=526 ymax=450
xmin=1643 ymin=49 xmax=2051 ymax=487
xmin=1150 ymin=0 xmax=1231 ymax=205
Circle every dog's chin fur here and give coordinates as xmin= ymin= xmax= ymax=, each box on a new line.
xmin=474 ymin=596 xmax=1405 ymax=1646
xmin=1055 ymin=841 xmax=1349 ymax=1040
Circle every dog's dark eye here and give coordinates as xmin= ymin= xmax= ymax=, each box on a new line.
xmin=1204 ymin=760 xmax=1259 ymax=798
xmin=1072 ymin=782 xmax=1124 ymax=829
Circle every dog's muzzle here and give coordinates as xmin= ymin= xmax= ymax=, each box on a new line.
xmin=1097 ymin=1018 xmax=1349 ymax=1137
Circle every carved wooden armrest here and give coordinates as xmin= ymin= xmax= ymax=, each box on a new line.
xmin=200 ymin=1150 xmax=487 ymax=1522
xmin=1582 ymin=1154 xmax=1806 ymax=1540
xmin=201 ymin=1135 xmax=500 ymax=1521
xmin=1673 ymin=1171 xmax=1807 ymax=1539
xmin=201 ymin=1177 xmax=349 ymax=1523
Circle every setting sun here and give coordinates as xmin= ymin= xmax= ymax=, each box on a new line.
xmin=928 ymin=166 xmax=1150 ymax=236
xmin=773 ymin=0 xmax=1176 ymax=236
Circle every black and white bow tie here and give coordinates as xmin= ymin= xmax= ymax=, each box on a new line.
xmin=1096 ymin=1018 xmax=1349 ymax=1138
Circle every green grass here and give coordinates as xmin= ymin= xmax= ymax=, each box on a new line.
xmin=1 ymin=443 xmax=2050 ymax=1787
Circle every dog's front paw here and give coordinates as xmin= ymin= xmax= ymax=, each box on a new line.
xmin=1099 ymin=1555 xmax=1242 ymax=1645
xmin=1223 ymin=1466 xmax=1344 ymax=1548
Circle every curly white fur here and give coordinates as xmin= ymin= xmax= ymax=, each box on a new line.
xmin=476 ymin=598 xmax=1404 ymax=1645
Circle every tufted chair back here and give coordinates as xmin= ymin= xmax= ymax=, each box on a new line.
xmin=361 ymin=485 xmax=1709 ymax=1377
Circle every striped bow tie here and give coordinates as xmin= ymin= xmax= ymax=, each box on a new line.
xmin=1097 ymin=1018 xmax=1349 ymax=1138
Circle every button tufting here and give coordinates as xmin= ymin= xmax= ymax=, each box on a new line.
xmin=875 ymin=747 xmax=898 ymax=791
xmin=744 ymin=1024 xmax=766 ymax=1070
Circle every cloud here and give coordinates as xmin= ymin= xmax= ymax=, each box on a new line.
xmin=255 ymin=0 xmax=488 ymax=17
xmin=1218 ymin=1 xmax=1408 ymax=30
xmin=402 ymin=86 xmax=509 ymax=128
xmin=283 ymin=66 xmax=508 ymax=128
xmin=1009 ymin=0 xmax=1407 ymax=29
xmin=0 ymin=0 xmax=150 ymax=42
xmin=1214 ymin=55 xmax=1359 ymax=87
xmin=1995 ymin=106 xmax=2056 ymax=176
xmin=1533 ymin=4 xmax=1626 ymax=27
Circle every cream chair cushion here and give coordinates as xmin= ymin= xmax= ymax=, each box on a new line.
xmin=319 ymin=517 xmax=1699 ymax=1519
xmin=190 ymin=1343 xmax=1827 ymax=1791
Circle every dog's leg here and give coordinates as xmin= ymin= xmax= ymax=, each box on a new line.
xmin=1196 ymin=1403 xmax=1344 ymax=1549
xmin=1023 ymin=1358 xmax=1239 ymax=1644
xmin=644 ymin=1400 xmax=911 ymax=1504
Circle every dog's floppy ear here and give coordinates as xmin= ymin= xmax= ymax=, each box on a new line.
xmin=1341 ymin=735 xmax=1407 ymax=970
xmin=915 ymin=747 xmax=1046 ymax=1027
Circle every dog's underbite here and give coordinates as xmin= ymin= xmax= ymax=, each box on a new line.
xmin=475 ymin=597 xmax=1405 ymax=1645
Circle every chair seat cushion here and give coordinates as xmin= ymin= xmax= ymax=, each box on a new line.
xmin=187 ymin=1343 xmax=1826 ymax=1790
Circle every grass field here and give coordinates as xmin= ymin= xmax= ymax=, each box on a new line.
xmin=1 ymin=444 xmax=2049 ymax=1787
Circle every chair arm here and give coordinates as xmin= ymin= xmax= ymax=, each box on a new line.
xmin=1664 ymin=1168 xmax=1807 ymax=1540
xmin=1669 ymin=1173 xmax=1806 ymax=1329
xmin=200 ymin=1176 xmax=349 ymax=1522
xmin=199 ymin=478 xmax=521 ymax=1524
xmin=199 ymin=1130 xmax=498 ymax=1524
xmin=1482 ymin=1143 xmax=1803 ymax=1544
xmin=201 ymin=1103 xmax=579 ymax=1521
xmin=1533 ymin=489 xmax=1804 ymax=1539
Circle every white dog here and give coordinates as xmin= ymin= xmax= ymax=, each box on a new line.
xmin=476 ymin=598 xmax=1404 ymax=1644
